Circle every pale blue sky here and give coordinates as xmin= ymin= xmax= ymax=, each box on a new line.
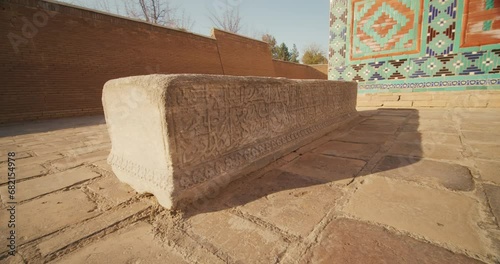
xmin=61 ymin=0 xmax=329 ymax=59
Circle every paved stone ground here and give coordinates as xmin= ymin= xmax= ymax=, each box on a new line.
xmin=0 ymin=108 xmax=499 ymax=264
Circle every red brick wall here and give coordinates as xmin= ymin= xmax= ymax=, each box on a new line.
xmin=273 ymin=60 xmax=327 ymax=80
xmin=0 ymin=0 xmax=328 ymax=123
xmin=212 ymin=29 xmax=277 ymax=77
xmin=309 ymin=64 xmax=328 ymax=76
xmin=0 ymin=0 xmax=223 ymax=123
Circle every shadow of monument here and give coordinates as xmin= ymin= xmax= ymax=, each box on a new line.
xmin=182 ymin=108 xmax=422 ymax=218
xmin=0 ymin=115 xmax=105 ymax=137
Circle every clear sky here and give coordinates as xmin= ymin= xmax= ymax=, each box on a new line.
xmin=60 ymin=0 xmax=330 ymax=60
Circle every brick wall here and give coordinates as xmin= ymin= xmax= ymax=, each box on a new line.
xmin=0 ymin=0 xmax=223 ymax=123
xmin=212 ymin=29 xmax=276 ymax=77
xmin=309 ymin=64 xmax=328 ymax=75
xmin=273 ymin=60 xmax=327 ymax=79
xmin=0 ymin=0 xmax=325 ymax=123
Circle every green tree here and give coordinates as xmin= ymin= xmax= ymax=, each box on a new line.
xmin=276 ymin=42 xmax=291 ymax=61
xmin=262 ymin=34 xmax=299 ymax=62
xmin=262 ymin=34 xmax=279 ymax=59
xmin=290 ymin=44 xmax=299 ymax=63
xmin=302 ymin=44 xmax=328 ymax=64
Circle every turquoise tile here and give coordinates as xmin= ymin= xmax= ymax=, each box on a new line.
xmin=412 ymin=88 xmax=428 ymax=92
xmin=465 ymin=86 xmax=487 ymax=90
xmin=427 ymin=88 xmax=446 ymax=91
xmin=444 ymin=86 xmax=465 ymax=91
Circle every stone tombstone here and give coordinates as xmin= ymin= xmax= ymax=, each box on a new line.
xmin=102 ymin=74 xmax=357 ymax=209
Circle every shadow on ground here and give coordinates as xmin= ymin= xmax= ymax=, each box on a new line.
xmin=0 ymin=115 xmax=105 ymax=137
xmin=181 ymin=108 xmax=422 ymax=218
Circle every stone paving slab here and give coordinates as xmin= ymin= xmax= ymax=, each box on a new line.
xmin=396 ymin=131 xmax=462 ymax=146
xmin=483 ymin=184 xmax=500 ymax=226
xmin=0 ymin=190 xmax=98 ymax=248
xmin=312 ymin=140 xmax=380 ymax=161
xmin=86 ymin=175 xmax=137 ymax=208
xmin=37 ymin=201 xmax=151 ymax=257
xmin=469 ymin=144 xmax=500 ymax=161
xmin=334 ymin=130 xmax=393 ymax=144
xmin=0 ymin=166 xmax=100 ymax=202
xmin=0 ymin=163 xmax=47 ymax=184
xmin=51 ymin=222 xmax=186 ymax=264
xmin=344 ymin=176 xmax=492 ymax=257
xmin=388 ymin=142 xmax=464 ymax=161
xmin=0 ymin=109 xmax=499 ymax=264
xmin=373 ymin=156 xmax=474 ymax=191
xmin=187 ymin=211 xmax=287 ymax=263
xmin=281 ymin=153 xmax=366 ymax=184
xmin=303 ymin=218 xmax=482 ymax=264
xmin=475 ymin=159 xmax=500 ymax=185
xmin=225 ymin=170 xmax=342 ymax=237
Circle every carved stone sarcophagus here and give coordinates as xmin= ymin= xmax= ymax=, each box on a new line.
xmin=102 ymin=74 xmax=357 ymax=209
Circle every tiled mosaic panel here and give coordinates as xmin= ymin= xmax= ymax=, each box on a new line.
xmin=426 ymin=0 xmax=457 ymax=56
xmin=350 ymin=0 xmax=422 ymax=60
xmin=461 ymin=0 xmax=500 ymax=47
xmin=334 ymin=49 xmax=500 ymax=82
xmin=329 ymin=0 xmax=348 ymax=80
xmin=329 ymin=0 xmax=500 ymax=90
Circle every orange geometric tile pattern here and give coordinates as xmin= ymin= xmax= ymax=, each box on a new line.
xmin=461 ymin=0 xmax=500 ymax=47
xmin=350 ymin=0 xmax=423 ymax=60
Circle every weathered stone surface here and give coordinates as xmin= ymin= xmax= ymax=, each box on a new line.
xmin=462 ymin=131 xmax=499 ymax=144
xmin=281 ymin=153 xmax=365 ymax=184
xmin=38 ymin=201 xmax=151 ymax=256
xmin=225 ymin=170 xmax=342 ymax=237
xmin=460 ymin=122 xmax=500 ymax=132
xmin=401 ymin=123 xmax=458 ymax=133
xmin=361 ymin=118 xmax=405 ymax=126
xmin=344 ymin=176 xmax=492 ymax=256
xmin=0 ymin=163 xmax=47 ymax=184
xmin=483 ymin=184 xmax=500 ymax=225
xmin=31 ymin=142 xmax=87 ymax=156
xmin=50 ymin=149 xmax=109 ymax=171
xmin=53 ymin=222 xmax=187 ymax=264
xmin=0 ymin=253 xmax=25 ymax=264
xmin=373 ymin=156 xmax=474 ymax=191
xmin=351 ymin=123 xmax=399 ymax=134
xmin=312 ymin=140 xmax=380 ymax=161
xmin=396 ymin=131 xmax=462 ymax=146
xmin=187 ymin=211 xmax=286 ymax=263
xmin=475 ymin=159 xmax=500 ymax=185
xmin=304 ymin=218 xmax=482 ymax=264
xmin=0 ymin=150 xmax=31 ymax=161
xmin=87 ymin=176 xmax=136 ymax=206
xmin=388 ymin=142 xmax=463 ymax=161
xmin=469 ymin=143 xmax=500 ymax=161
xmin=92 ymin=159 xmax=113 ymax=173
xmin=334 ymin=130 xmax=393 ymax=144
xmin=10 ymin=154 xmax=62 ymax=168
xmin=102 ymin=74 xmax=357 ymax=209
xmin=0 ymin=190 xmax=97 ymax=246
xmin=0 ymin=166 xmax=100 ymax=202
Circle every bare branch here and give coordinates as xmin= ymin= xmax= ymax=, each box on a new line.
xmin=209 ymin=0 xmax=242 ymax=33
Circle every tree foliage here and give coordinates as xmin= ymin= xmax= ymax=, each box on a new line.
xmin=302 ymin=44 xmax=327 ymax=64
xmin=290 ymin=44 xmax=299 ymax=63
xmin=262 ymin=34 xmax=299 ymax=63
